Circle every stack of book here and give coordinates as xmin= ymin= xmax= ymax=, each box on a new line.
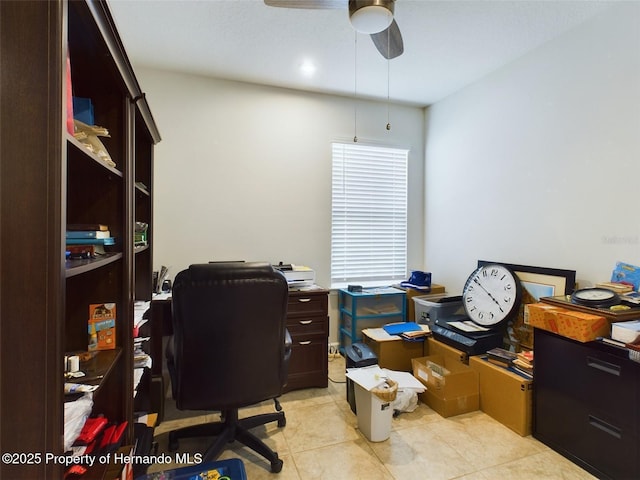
xmin=486 ymin=347 xmax=518 ymax=368
xmin=512 ymin=350 xmax=534 ymax=377
xmin=66 ymin=224 xmax=115 ymax=258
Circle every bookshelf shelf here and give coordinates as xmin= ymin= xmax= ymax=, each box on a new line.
xmin=65 ymin=252 xmax=123 ymax=277
xmin=65 ymin=348 xmax=122 ymax=397
xmin=67 ymin=134 xmax=124 ymax=178
xmin=135 ymin=183 xmax=151 ymax=196
xmin=134 ymin=244 xmax=150 ymax=254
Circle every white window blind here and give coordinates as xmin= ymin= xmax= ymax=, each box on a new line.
xmin=331 ymin=142 xmax=408 ymax=288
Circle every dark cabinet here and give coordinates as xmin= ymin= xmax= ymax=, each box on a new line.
xmin=284 ymin=289 xmax=329 ymax=392
xmin=534 ymin=328 xmax=639 ymax=480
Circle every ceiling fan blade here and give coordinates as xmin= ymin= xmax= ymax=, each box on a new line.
xmin=370 ymin=19 xmax=403 ymax=59
xmin=264 ymin=0 xmax=347 ymax=8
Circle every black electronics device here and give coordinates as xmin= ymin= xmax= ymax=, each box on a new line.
xmin=431 ymin=263 xmax=522 ymax=355
xmin=431 ymin=315 xmax=505 ymax=355
xmin=345 ymin=342 xmax=377 ymax=414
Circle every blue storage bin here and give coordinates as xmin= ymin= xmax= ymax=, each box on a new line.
xmin=135 ymin=458 xmax=247 ymax=480
xmin=72 ymin=96 xmax=94 ymax=125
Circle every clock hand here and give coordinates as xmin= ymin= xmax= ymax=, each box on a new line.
xmin=472 ymin=278 xmax=504 ymax=312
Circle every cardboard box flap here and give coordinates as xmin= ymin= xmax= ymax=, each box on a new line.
xmin=412 ymin=355 xmax=478 ymax=398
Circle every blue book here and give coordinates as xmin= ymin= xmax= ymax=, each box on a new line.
xmin=66 ymin=230 xmax=111 ymax=239
xmin=66 ymin=237 xmax=115 ymax=246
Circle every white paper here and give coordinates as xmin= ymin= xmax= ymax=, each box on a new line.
xmin=448 ymin=320 xmax=490 ymax=332
xmin=384 ymin=369 xmax=425 ymax=392
xmin=345 ymin=365 xmax=387 ymax=391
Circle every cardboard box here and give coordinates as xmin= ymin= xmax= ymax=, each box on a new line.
xmin=525 ymin=303 xmax=609 ymax=342
xmin=362 ymin=328 xmax=424 ymax=372
xmin=469 ymin=355 xmax=533 ymax=436
xmin=406 ymin=284 xmax=446 ymax=321
xmin=88 ymin=303 xmax=116 ymax=350
xmin=524 ymin=302 xmax=565 ymax=330
xmin=411 ymin=355 xmax=479 ymax=417
xmin=426 ymin=336 xmax=469 ymax=364
xmin=556 ymin=310 xmax=609 ymax=342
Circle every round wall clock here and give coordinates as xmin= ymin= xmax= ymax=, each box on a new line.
xmin=462 ymin=263 xmax=522 ymax=327
xmin=571 ymin=287 xmax=619 ymax=308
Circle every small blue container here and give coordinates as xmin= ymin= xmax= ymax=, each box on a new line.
xmin=135 ymin=458 xmax=247 ymax=480
xmin=72 ymin=96 xmax=94 ymax=125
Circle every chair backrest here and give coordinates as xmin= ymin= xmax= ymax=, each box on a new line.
xmin=170 ymin=262 xmax=289 ymax=411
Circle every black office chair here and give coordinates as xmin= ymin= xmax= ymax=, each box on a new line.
xmin=165 ymin=262 xmax=291 ymax=473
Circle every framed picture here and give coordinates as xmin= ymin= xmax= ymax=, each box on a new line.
xmin=477 ymin=260 xmax=576 ymax=350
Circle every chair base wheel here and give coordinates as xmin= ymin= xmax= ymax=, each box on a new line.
xmin=271 ymin=458 xmax=283 ymax=473
xmin=277 ymin=417 xmax=286 ymax=428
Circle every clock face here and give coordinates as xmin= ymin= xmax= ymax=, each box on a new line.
xmin=462 ymin=264 xmax=522 ymax=326
xmin=571 ymin=288 xmax=619 ymax=307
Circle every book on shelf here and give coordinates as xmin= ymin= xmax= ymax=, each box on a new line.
xmin=66 ymin=244 xmax=111 ymax=259
xmin=66 ymin=236 xmax=115 ymax=246
xmin=67 ymin=223 xmax=109 ymax=231
xmin=66 ymin=230 xmax=111 ymax=239
xmin=88 ymin=303 xmax=116 ymax=351
xmin=67 ymin=244 xmax=95 ymax=259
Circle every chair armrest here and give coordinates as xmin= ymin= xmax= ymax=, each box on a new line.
xmin=284 ymin=328 xmax=292 ymax=362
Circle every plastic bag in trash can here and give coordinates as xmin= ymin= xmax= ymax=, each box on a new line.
xmin=371 ymin=378 xmax=398 ymax=402
xmin=392 ymin=389 xmax=419 ymax=414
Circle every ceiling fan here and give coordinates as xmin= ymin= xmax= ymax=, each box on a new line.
xmin=264 ymin=0 xmax=404 ymax=59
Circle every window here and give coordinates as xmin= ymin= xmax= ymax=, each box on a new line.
xmin=331 ymin=142 xmax=409 ymax=288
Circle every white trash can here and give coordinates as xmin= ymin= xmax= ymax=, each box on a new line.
xmin=353 ymin=382 xmax=394 ymax=442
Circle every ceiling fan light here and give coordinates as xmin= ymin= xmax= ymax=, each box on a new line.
xmin=350 ymin=5 xmax=393 ymax=34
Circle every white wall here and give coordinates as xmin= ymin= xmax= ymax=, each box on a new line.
xmin=137 ymin=70 xmax=425 ymax=341
xmin=424 ymin=2 xmax=640 ymax=293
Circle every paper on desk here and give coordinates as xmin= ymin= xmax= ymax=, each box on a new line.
xmin=346 ymin=365 xmax=387 ymax=391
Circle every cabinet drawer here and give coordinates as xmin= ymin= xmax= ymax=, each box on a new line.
xmin=537 ymin=389 xmax=639 ymax=479
xmin=287 ymin=335 xmax=327 ymax=375
xmin=583 ymin=352 xmax=638 ymax=424
xmin=535 ymin=329 xmax=638 ymax=426
xmin=288 ymin=293 xmax=327 ymax=316
xmin=287 ymin=315 xmax=328 ymax=336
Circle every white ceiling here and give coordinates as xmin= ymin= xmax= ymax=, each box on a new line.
xmin=109 ymin=0 xmax=614 ymax=107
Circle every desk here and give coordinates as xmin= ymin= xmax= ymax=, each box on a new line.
xmin=149 ymin=287 xmax=330 ymax=416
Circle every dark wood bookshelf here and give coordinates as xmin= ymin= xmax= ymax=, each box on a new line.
xmin=0 ymin=1 xmax=160 ymax=478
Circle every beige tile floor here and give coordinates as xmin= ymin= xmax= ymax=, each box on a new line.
xmin=148 ymin=356 xmax=597 ymax=479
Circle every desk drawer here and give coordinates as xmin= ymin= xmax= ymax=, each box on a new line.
xmin=287 ymin=293 xmax=327 ymax=317
xmin=287 ymin=315 xmax=328 ymax=336
xmin=287 ymin=334 xmax=327 ymax=377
